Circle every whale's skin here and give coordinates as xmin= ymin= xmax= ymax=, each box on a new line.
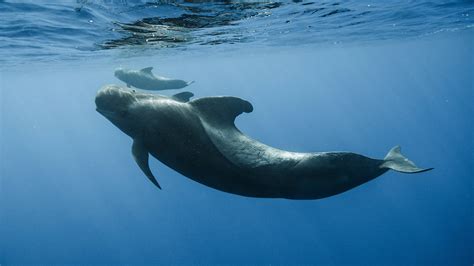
xmin=95 ymin=85 xmax=431 ymax=199
xmin=114 ymin=67 xmax=192 ymax=91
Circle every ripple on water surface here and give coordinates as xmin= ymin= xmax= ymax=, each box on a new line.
xmin=0 ymin=0 xmax=472 ymax=66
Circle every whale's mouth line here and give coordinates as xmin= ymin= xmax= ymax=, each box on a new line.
xmin=96 ymin=107 xmax=116 ymax=117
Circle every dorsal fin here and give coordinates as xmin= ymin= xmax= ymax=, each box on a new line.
xmin=172 ymin=91 xmax=194 ymax=103
xmin=140 ymin=67 xmax=153 ymax=74
xmin=190 ymin=96 xmax=253 ymax=127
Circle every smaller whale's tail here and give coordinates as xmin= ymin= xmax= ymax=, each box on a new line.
xmin=381 ymin=146 xmax=433 ymax=173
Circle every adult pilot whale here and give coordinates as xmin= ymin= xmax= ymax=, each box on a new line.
xmin=114 ymin=67 xmax=194 ymax=91
xmin=95 ymin=85 xmax=433 ymax=199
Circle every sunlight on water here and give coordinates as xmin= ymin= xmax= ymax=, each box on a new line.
xmin=0 ymin=0 xmax=472 ymax=66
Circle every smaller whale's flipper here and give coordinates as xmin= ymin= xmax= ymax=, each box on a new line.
xmin=140 ymin=67 xmax=153 ymax=74
xmin=186 ymin=80 xmax=195 ymax=86
xmin=190 ymin=96 xmax=253 ymax=127
xmin=172 ymin=91 xmax=194 ymax=103
xmin=132 ymin=139 xmax=161 ymax=189
xmin=381 ymin=146 xmax=433 ymax=173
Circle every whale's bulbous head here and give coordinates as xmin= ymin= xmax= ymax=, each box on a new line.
xmin=95 ymin=85 xmax=140 ymax=137
xmin=114 ymin=68 xmax=126 ymax=80
xmin=114 ymin=67 xmax=124 ymax=76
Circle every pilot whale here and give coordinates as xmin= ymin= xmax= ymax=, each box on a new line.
xmin=95 ymin=85 xmax=433 ymax=199
xmin=114 ymin=67 xmax=194 ymax=91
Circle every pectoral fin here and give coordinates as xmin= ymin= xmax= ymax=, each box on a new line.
xmin=132 ymin=139 xmax=161 ymax=189
xmin=172 ymin=91 xmax=194 ymax=102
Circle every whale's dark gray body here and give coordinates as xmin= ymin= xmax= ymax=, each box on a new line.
xmin=95 ymin=85 xmax=432 ymax=199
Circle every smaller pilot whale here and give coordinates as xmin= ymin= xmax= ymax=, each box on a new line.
xmin=114 ymin=67 xmax=194 ymax=91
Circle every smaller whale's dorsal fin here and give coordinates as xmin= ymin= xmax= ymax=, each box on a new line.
xmin=132 ymin=139 xmax=161 ymax=189
xmin=190 ymin=96 xmax=253 ymax=127
xmin=140 ymin=67 xmax=153 ymax=74
xmin=172 ymin=91 xmax=194 ymax=103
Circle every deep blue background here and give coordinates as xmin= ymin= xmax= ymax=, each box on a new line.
xmin=1 ymin=32 xmax=472 ymax=264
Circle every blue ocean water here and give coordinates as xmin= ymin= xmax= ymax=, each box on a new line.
xmin=1 ymin=1 xmax=473 ymax=265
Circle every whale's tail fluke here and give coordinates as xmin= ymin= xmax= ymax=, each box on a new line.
xmin=381 ymin=145 xmax=433 ymax=173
